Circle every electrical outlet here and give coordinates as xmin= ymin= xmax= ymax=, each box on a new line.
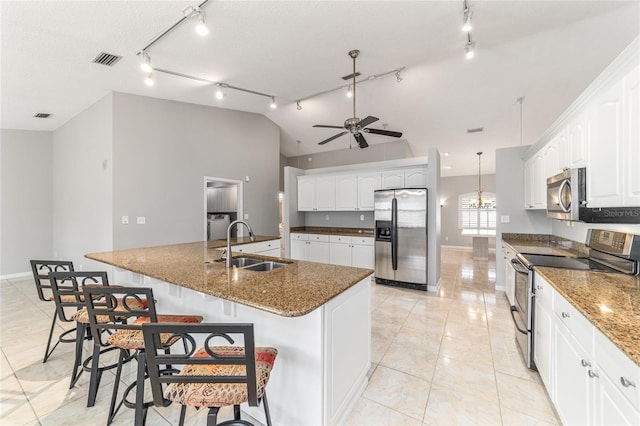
xmin=445 ymin=236 xmax=449 ymax=241
xmin=360 ymin=214 xmax=364 ymax=221
xmin=137 ymin=216 xmax=146 ymax=225
xmin=122 ymin=215 xmax=129 ymax=224
xmin=244 ymin=213 xmax=249 ymax=219
xmin=500 ymin=215 xmax=510 ymax=223
xmin=325 ymin=215 xmax=330 ymax=221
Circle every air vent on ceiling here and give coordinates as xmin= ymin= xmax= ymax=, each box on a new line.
xmin=341 ymin=72 xmax=361 ymax=81
xmin=33 ymin=113 xmax=51 ymax=118
xmin=467 ymin=127 xmax=484 ymax=133
xmin=92 ymin=52 xmax=122 ymax=67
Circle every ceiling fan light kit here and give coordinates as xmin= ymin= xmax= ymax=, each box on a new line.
xmin=313 ymin=50 xmax=403 ymax=149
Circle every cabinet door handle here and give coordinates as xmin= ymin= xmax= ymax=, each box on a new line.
xmin=561 ymin=312 xmax=570 ymax=318
xmin=621 ymin=377 xmax=636 ymax=388
xmin=581 ymin=359 xmax=591 ymax=367
xmin=588 ymin=370 xmax=599 ymax=379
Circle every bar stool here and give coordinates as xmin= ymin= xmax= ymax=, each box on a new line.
xmin=142 ymin=322 xmax=277 ymax=426
xmin=48 ymin=270 xmax=127 ymax=407
xmin=82 ymin=286 xmax=203 ymax=426
xmin=29 ymin=260 xmax=75 ymax=362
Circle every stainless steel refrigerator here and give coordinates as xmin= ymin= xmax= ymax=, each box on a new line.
xmin=374 ymin=188 xmax=428 ymax=289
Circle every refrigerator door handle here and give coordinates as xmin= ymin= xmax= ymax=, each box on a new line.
xmin=391 ymin=197 xmax=398 ymax=271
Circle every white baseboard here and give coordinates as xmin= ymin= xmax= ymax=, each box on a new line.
xmin=0 ymin=271 xmax=31 ymax=280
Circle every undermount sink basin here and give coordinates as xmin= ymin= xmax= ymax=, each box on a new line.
xmin=242 ymin=261 xmax=287 ymax=272
xmin=230 ymin=257 xmax=263 ymax=268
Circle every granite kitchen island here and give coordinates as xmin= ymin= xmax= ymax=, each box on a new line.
xmin=87 ymin=240 xmax=373 ymax=426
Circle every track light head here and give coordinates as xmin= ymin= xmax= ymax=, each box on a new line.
xmin=465 ymin=42 xmax=475 ymax=59
xmin=140 ymin=52 xmax=152 ymax=73
xmin=144 ymin=73 xmax=154 ymax=86
xmin=346 ymin=85 xmax=353 ymax=98
xmin=296 ymin=101 xmax=302 ymax=111
xmin=462 ymin=11 xmax=473 ymax=32
xmin=270 ymin=97 xmax=277 ymax=109
xmin=215 ymin=84 xmax=224 ymax=100
xmin=195 ymin=11 xmax=209 ymax=36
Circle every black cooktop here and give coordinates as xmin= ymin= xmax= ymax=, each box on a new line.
xmin=518 ymin=253 xmax=617 ymax=273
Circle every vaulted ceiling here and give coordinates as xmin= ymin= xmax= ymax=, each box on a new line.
xmin=2 ymin=1 xmax=639 ymax=176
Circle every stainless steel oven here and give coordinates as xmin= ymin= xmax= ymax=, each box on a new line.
xmin=510 ymin=256 xmax=535 ymax=370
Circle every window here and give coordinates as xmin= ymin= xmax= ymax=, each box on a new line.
xmin=459 ymin=192 xmax=496 ymax=235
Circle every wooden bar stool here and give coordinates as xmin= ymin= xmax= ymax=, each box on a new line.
xmin=142 ymin=322 xmax=277 ymax=426
xmin=29 ymin=260 xmax=75 ymax=363
xmin=82 ymin=286 xmax=203 ymax=426
xmin=48 ymin=270 xmax=126 ymax=407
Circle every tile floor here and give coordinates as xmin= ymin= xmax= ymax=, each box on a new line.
xmin=0 ymin=248 xmax=560 ymax=425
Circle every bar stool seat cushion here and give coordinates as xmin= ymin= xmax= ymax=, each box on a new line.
xmin=70 ymin=298 xmax=150 ymax=324
xmin=106 ymin=315 xmax=203 ymax=350
xmin=164 ymin=346 xmax=278 ymax=407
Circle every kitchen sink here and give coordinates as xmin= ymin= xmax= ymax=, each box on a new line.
xmin=242 ymin=261 xmax=287 ymax=272
xmin=230 ymin=257 xmax=263 ymax=268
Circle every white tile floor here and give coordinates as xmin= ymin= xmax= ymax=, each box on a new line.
xmin=1 ymin=248 xmax=560 ymax=425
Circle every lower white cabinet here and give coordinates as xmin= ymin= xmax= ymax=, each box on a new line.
xmin=502 ymin=243 xmax=516 ymax=305
xmin=533 ymin=273 xmax=640 ymax=425
xmin=291 ymin=233 xmax=374 ymax=268
xmin=234 ymin=239 xmax=281 ymax=256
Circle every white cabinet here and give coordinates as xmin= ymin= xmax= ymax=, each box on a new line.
xmin=207 ymin=187 xmax=237 ymax=213
xmin=329 ymin=236 xmax=352 ymax=266
xmin=334 ymin=173 xmax=380 ymax=211
xmin=568 ymin=112 xmax=589 ymax=168
xmin=624 ymin=65 xmax=640 ymax=206
xmin=233 ymin=239 xmax=280 ymax=256
xmin=533 ymin=274 xmax=554 ymax=394
xmin=524 ymin=152 xmax=546 ymax=210
xmin=292 ymin=233 xmax=374 ymax=268
xmin=380 ymin=167 xmax=427 ymax=189
xmin=297 ymin=176 xmax=336 ymax=211
xmin=501 ymin=244 xmax=516 ymax=305
xmin=357 ymin=173 xmax=380 ymax=210
xmin=351 ymin=237 xmax=375 ymax=269
xmin=308 ymin=234 xmax=330 ymax=263
xmin=587 ymin=78 xmax=625 ymax=208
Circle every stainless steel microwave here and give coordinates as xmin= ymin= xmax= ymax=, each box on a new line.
xmin=546 ymin=168 xmax=586 ymax=221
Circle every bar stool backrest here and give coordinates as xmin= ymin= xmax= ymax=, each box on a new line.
xmin=141 ymin=322 xmax=259 ymax=408
xmin=30 ymin=260 xmax=74 ymax=302
xmin=82 ymin=286 xmax=157 ymax=348
xmin=48 ymin=271 xmax=109 ymax=323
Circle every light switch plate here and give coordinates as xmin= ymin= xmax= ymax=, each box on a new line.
xmin=137 ymin=216 xmax=146 ymax=224
xmin=122 ymin=215 xmax=129 ymax=224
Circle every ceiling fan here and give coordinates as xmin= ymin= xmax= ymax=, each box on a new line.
xmin=314 ymin=50 xmax=403 ymax=149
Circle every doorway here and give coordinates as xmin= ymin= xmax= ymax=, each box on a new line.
xmin=203 ymin=177 xmax=243 ymax=241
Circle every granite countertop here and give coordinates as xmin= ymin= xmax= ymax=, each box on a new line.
xmin=86 ymin=241 xmax=373 ymax=318
xmin=535 ymin=267 xmax=640 ymax=367
xmin=207 ymin=235 xmax=280 ymax=249
xmin=502 ymin=233 xmax=640 ymax=367
xmin=502 ymin=233 xmax=589 ymax=257
xmin=290 ymin=226 xmax=374 ymax=237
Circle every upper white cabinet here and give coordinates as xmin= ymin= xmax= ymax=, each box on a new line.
xmin=380 ymin=167 xmax=427 ymax=189
xmin=334 ymin=172 xmax=381 ymax=211
xmin=586 ymin=78 xmax=625 ymax=208
xmin=624 ymin=65 xmax=640 ymax=206
xmin=568 ymin=112 xmax=588 ymax=168
xmin=524 ymin=152 xmax=546 ymax=210
xmin=207 ymin=187 xmax=237 ymax=213
xmin=297 ymin=175 xmax=336 ymax=211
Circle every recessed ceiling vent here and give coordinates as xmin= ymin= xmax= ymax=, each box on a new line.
xmin=33 ymin=113 xmax=51 ymax=118
xmin=92 ymin=52 xmax=122 ymax=67
xmin=467 ymin=127 xmax=484 ymax=133
xmin=341 ymin=72 xmax=361 ymax=81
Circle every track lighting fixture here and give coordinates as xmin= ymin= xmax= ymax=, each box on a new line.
xmin=144 ymin=73 xmax=154 ymax=87
xmin=465 ymin=33 xmax=475 ymax=59
xmin=270 ymin=97 xmax=277 ymax=109
xmin=346 ymin=85 xmax=353 ymax=98
xmin=395 ymin=71 xmax=403 ymax=82
xmin=462 ymin=0 xmax=473 ymax=32
xmin=140 ymin=52 xmax=153 ymax=73
xmin=296 ymin=101 xmax=302 ymax=111
xmin=215 ymin=83 xmax=224 ymax=100
xmin=195 ymin=10 xmax=209 ymax=36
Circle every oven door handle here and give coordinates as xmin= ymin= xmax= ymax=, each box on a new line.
xmin=510 ymin=259 xmax=530 ymax=274
xmin=510 ymin=306 xmax=528 ymax=335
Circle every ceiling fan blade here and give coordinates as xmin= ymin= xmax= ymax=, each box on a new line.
xmin=363 ymin=128 xmax=403 ymax=138
xmin=353 ymin=133 xmax=369 ymax=148
xmin=318 ymin=131 xmax=348 ymax=145
xmin=313 ymin=124 xmax=345 ymax=129
xmin=357 ymin=116 xmax=379 ymax=128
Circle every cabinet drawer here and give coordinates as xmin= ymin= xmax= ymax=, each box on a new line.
xmin=250 ymin=240 xmax=280 ymax=253
xmin=352 ymin=237 xmax=374 ymax=246
xmin=329 ymin=235 xmax=352 ymax=244
xmin=308 ymin=234 xmax=329 ymax=242
xmin=553 ymin=292 xmax=593 ymax=353
xmin=233 ymin=244 xmax=254 ymax=254
xmin=291 ymin=233 xmax=309 ymax=241
xmin=594 ymin=328 xmax=640 ymax=410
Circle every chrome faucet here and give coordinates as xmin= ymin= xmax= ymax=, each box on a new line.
xmin=226 ymin=220 xmax=256 ymax=267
